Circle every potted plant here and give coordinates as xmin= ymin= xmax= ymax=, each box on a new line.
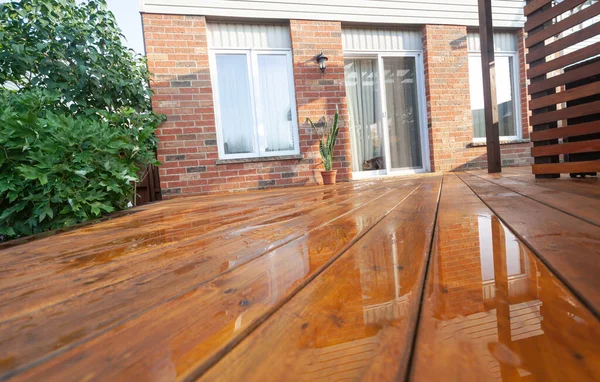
xmin=308 ymin=107 xmax=340 ymax=185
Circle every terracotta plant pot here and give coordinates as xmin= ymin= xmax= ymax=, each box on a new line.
xmin=321 ymin=170 xmax=337 ymax=185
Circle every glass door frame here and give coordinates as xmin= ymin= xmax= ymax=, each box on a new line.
xmin=344 ymin=50 xmax=430 ymax=180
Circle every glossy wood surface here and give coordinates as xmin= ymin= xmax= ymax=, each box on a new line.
xmin=497 ymin=166 xmax=600 ymax=199
xmin=458 ymin=173 xmax=600 ymax=315
xmin=0 ymin=169 xmax=598 ymax=381
xmin=201 ymin=177 xmax=441 ymax=381
xmin=0 ymin=176 xmax=427 ymax=380
xmin=411 ymin=174 xmax=600 ymax=381
xmin=468 ymin=170 xmax=600 ymax=226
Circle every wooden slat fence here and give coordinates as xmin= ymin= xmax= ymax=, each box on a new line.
xmin=525 ymin=0 xmax=600 ymax=177
xmin=135 ymin=164 xmax=162 ymax=206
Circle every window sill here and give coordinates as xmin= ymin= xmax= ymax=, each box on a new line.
xmin=215 ymin=154 xmax=304 ymax=165
xmin=466 ymin=139 xmax=530 ymax=148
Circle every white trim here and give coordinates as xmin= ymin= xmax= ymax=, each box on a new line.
xmin=210 ymin=48 xmax=300 ymax=160
xmin=140 ymin=1 xmax=525 ymax=28
xmin=344 ymin=49 xmax=424 ymax=55
xmin=207 ymin=23 xmax=291 ymax=50
xmin=342 ymin=28 xmax=422 ymax=52
xmin=345 ymin=51 xmax=431 ymax=180
xmin=467 ymin=31 xmax=519 ymax=52
xmin=387 ymin=168 xmax=428 ymax=176
xmin=352 ymin=169 xmax=388 ymax=180
xmin=468 ymin=51 xmax=522 ymax=142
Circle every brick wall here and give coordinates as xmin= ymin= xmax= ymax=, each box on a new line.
xmin=142 ymin=14 xmax=216 ymax=197
xmin=422 ymin=25 xmax=532 ymax=172
xmin=290 ymin=20 xmax=352 ymax=182
xmin=143 ymin=17 xmax=533 ymax=197
xmin=142 ymin=15 xmax=350 ymax=197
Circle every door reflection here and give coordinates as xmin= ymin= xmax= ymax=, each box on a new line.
xmin=425 ymin=214 xmax=600 ymax=381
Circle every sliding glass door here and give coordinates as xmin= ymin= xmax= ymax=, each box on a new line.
xmin=344 ymin=53 xmax=427 ymax=178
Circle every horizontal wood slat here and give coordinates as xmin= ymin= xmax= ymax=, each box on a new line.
xmin=530 ymin=121 xmax=600 ymax=142
xmin=529 ymin=82 xmax=600 ymax=110
xmin=525 ymin=0 xmax=588 ymax=32
xmin=527 ymin=42 xmax=600 ymax=79
xmin=529 ymin=61 xmax=600 ymax=94
xmin=532 ymin=139 xmax=600 ymax=157
xmin=530 ymin=100 xmax=600 ymax=126
xmin=527 ymin=22 xmax=600 ymax=64
xmin=533 ymin=160 xmax=600 ymax=174
xmin=525 ymin=0 xmax=600 ymax=176
xmin=525 ymin=0 xmax=553 ymax=16
xmin=526 ymin=1 xmax=600 ymax=48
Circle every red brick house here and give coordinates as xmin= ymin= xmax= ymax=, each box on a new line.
xmin=140 ymin=0 xmax=533 ymax=197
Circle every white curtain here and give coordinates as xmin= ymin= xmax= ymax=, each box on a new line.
xmin=215 ymin=54 xmax=255 ymax=154
xmin=257 ymin=54 xmax=294 ymax=152
xmin=384 ymin=57 xmax=422 ymax=169
xmin=344 ymin=59 xmax=383 ymax=172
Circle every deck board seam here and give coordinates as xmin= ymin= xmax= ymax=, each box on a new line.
xmin=483 ymin=169 xmax=600 ymax=200
xmin=3 ymin=181 xmax=425 ymax=380
xmin=401 ymin=175 xmax=444 ymax=382
xmin=0 ymin=181 xmax=397 ymax=326
xmin=479 ymin=169 xmax=600 ymax=198
xmin=0 ymin=182 xmax=375 ymax=268
xmin=468 ymin=172 xmax=600 ymax=228
xmin=455 ymin=173 xmax=600 ymax=321
xmin=187 ymin=180 xmax=431 ymax=381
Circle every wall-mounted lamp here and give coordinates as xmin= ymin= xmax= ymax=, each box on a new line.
xmin=315 ymin=51 xmax=328 ymax=73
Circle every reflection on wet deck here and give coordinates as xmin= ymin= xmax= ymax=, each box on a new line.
xmin=0 ymin=167 xmax=598 ymax=381
xmin=412 ymin=173 xmax=600 ymax=381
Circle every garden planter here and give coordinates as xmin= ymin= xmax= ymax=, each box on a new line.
xmin=321 ymin=170 xmax=337 ymax=185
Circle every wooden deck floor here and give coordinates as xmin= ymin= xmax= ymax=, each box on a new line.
xmin=0 ymin=167 xmax=599 ymax=381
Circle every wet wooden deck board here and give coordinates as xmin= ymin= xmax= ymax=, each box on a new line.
xmin=486 ymin=166 xmax=600 ymax=199
xmin=0 ymin=179 xmax=413 ymax=324
xmin=411 ymin=174 xmax=600 ymax=381
xmin=7 ymin=179 xmax=429 ymax=381
xmin=458 ymin=173 xmax=600 ymax=316
xmin=467 ymin=171 xmax=600 ymax=226
xmin=201 ymin=177 xmax=441 ymax=381
xmin=0 ymin=169 xmax=598 ymax=381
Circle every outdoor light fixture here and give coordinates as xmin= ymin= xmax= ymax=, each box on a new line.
xmin=316 ymin=51 xmax=328 ymax=73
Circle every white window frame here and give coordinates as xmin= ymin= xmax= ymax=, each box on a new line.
xmin=209 ymin=48 xmax=300 ymax=160
xmin=468 ymin=51 xmax=522 ymax=143
xmin=344 ymin=50 xmax=431 ymax=179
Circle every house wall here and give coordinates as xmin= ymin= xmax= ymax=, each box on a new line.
xmin=290 ymin=20 xmax=352 ymax=182
xmin=422 ymin=25 xmax=532 ymax=172
xmin=143 ymin=14 xmax=533 ymax=197
xmin=143 ymin=15 xmax=217 ymax=197
xmin=143 ymin=15 xmax=350 ymax=195
xmin=140 ymin=0 xmax=525 ymax=28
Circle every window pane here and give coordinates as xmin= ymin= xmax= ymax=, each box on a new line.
xmin=256 ymin=54 xmax=295 ymax=153
xmin=215 ymin=54 xmax=255 ymax=154
xmin=469 ymin=56 xmax=517 ymax=139
xmin=468 ymin=56 xmax=485 ymax=139
xmin=496 ymin=56 xmax=516 ymax=137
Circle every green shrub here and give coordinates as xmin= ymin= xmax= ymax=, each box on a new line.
xmin=0 ymin=90 xmax=147 ymax=238
xmin=0 ymin=0 xmax=165 ymax=241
